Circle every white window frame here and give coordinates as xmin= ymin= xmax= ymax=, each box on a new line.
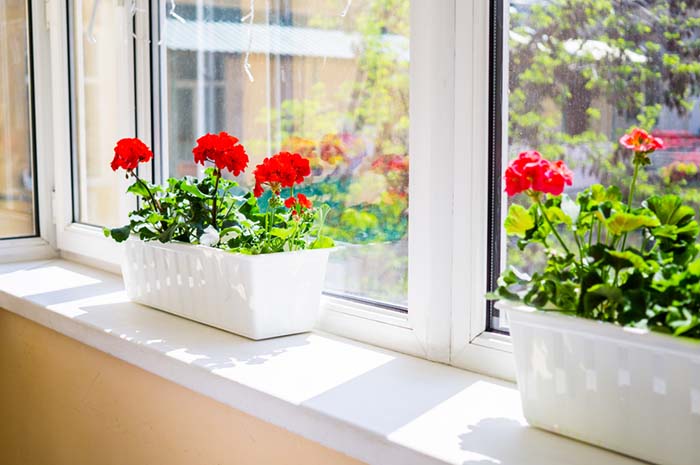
xmin=38 ymin=0 xmax=515 ymax=380
xmin=0 ymin=0 xmax=56 ymax=264
xmin=448 ymin=0 xmax=514 ymax=380
xmin=47 ymin=0 xmax=150 ymax=272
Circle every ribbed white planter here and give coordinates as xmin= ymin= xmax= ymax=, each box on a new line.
xmin=501 ymin=301 xmax=700 ymax=465
xmin=122 ymin=239 xmax=331 ymax=340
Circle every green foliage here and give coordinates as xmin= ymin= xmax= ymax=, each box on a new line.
xmin=493 ymin=183 xmax=700 ymax=338
xmin=501 ymin=0 xmax=700 ymax=336
xmin=104 ymin=168 xmax=334 ymax=254
xmin=507 ymin=0 xmax=700 ymax=239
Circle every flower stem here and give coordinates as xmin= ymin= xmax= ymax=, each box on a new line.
xmin=131 ymin=172 xmax=164 ymax=234
xmin=620 ymin=160 xmax=642 ymax=251
xmin=211 ymin=169 xmax=221 ymax=229
xmin=536 ymin=197 xmax=572 ymax=256
xmin=132 ymin=173 xmax=161 ymax=212
xmin=627 ymin=161 xmax=641 ymax=211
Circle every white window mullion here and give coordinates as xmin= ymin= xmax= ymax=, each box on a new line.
xmin=450 ymin=0 xmax=515 ymax=381
xmin=406 ymin=0 xmax=457 ymax=363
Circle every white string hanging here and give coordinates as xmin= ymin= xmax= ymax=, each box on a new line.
xmin=130 ymin=0 xmax=149 ymax=41
xmin=158 ymin=0 xmax=186 ymax=47
xmin=168 ymin=0 xmax=187 ymax=24
xmin=242 ymin=0 xmax=256 ymax=82
xmin=85 ymin=0 xmax=101 ymax=44
xmin=340 ymin=0 xmax=353 ymax=17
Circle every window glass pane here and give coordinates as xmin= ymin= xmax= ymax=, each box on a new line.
xmin=495 ymin=0 xmax=700 ymax=331
xmin=70 ymin=0 xmax=135 ymax=227
xmin=163 ymin=0 xmax=410 ymax=308
xmin=0 ymin=1 xmax=36 ymax=238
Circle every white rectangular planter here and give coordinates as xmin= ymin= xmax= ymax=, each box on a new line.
xmin=122 ymin=239 xmax=331 ymax=340
xmin=501 ymin=301 xmax=700 ymax=465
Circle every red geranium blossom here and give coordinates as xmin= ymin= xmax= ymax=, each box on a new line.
xmin=619 ymin=128 xmax=664 ymax=153
xmin=253 ymin=152 xmax=311 ymax=197
xmin=285 ymin=193 xmax=313 ymax=210
xmin=111 ymin=138 xmax=153 ymax=172
xmin=505 ymin=151 xmax=573 ymax=197
xmin=192 ymin=132 xmax=249 ymax=176
xmin=371 ymin=154 xmax=409 ymax=173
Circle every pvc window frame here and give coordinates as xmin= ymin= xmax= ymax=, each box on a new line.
xmin=0 ymin=0 xmax=57 ymax=264
xmin=42 ymin=0 xmax=515 ymax=380
xmin=47 ymin=0 xmax=151 ymax=272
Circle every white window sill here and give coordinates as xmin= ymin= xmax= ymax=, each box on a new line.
xmin=0 ymin=259 xmax=643 ymax=465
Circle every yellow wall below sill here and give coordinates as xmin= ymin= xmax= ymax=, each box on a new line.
xmin=0 ymin=309 xmax=365 ymax=465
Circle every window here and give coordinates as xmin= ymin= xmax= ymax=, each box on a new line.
xmin=159 ymin=0 xmax=410 ymax=308
xmin=0 ymin=0 xmax=37 ymax=239
xmin=490 ymin=0 xmax=700 ymax=332
xmin=67 ymin=0 xmax=136 ymax=228
xmin=49 ymin=0 xmax=506 ymax=376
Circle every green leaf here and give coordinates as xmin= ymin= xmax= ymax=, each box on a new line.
xmin=504 ymin=204 xmax=535 ymax=237
xmin=689 ymin=260 xmax=700 ymax=276
xmin=605 ymin=250 xmax=655 ymax=273
xmin=127 ymin=181 xmax=152 ymax=198
xmin=651 ymin=224 xmax=679 ymax=240
xmin=606 ymin=212 xmax=660 ymax=235
xmin=146 ymin=213 xmax=164 ymax=224
xmin=179 ymin=182 xmax=207 ymax=199
xmin=545 ymin=206 xmax=572 ymax=226
xmin=583 ymin=284 xmax=623 ymax=314
xmin=310 ymin=236 xmax=334 ymax=249
xmin=270 ymin=227 xmax=294 ymax=240
xmin=590 ymin=184 xmax=621 ymax=203
xmin=646 ymin=195 xmax=696 ymax=226
xmin=107 ymin=225 xmax=131 ymax=243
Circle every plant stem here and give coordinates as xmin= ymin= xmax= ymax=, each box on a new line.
xmin=573 ymin=230 xmax=585 ymax=269
xmin=627 ymin=161 xmax=641 ymax=211
xmin=131 ymin=172 xmax=165 ymax=234
xmin=132 ymin=172 xmax=161 ymax=213
xmin=536 ymin=198 xmax=572 ymax=256
xmin=211 ymin=169 xmax=221 ymax=229
xmin=620 ymin=161 xmax=642 ymax=251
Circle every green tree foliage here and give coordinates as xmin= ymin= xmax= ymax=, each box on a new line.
xmin=507 ymin=0 xmax=700 ymax=270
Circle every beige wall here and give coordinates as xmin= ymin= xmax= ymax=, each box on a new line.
xmin=0 ymin=309 xmax=365 ymax=465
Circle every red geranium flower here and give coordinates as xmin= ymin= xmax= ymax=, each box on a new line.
xmin=619 ymin=128 xmax=664 ymax=154
xmin=253 ymin=152 xmax=311 ymax=197
xmin=371 ymin=154 xmax=409 ymax=173
xmin=532 ymin=159 xmax=574 ymax=196
xmin=192 ymin=132 xmax=249 ymax=176
xmin=111 ymin=138 xmax=153 ymax=172
xmin=505 ymin=151 xmax=573 ymax=197
xmin=285 ymin=193 xmax=313 ymax=210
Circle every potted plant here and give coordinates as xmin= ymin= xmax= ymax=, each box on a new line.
xmin=491 ymin=128 xmax=700 ymax=465
xmin=105 ymin=133 xmax=335 ymax=340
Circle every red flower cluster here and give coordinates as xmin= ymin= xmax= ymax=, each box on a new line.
xmin=319 ymin=134 xmax=347 ymax=164
xmin=371 ymin=154 xmax=409 ymax=173
xmin=253 ymin=152 xmax=311 ymax=197
xmin=619 ymin=128 xmax=664 ymax=153
xmin=192 ymin=132 xmax=249 ymax=176
xmin=505 ymin=151 xmax=573 ymax=197
xmin=111 ymin=138 xmax=153 ymax=172
xmin=284 ymin=193 xmax=313 ymax=212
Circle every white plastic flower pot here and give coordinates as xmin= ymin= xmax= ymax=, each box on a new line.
xmin=122 ymin=239 xmax=331 ymax=340
xmin=501 ymin=301 xmax=700 ymax=465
